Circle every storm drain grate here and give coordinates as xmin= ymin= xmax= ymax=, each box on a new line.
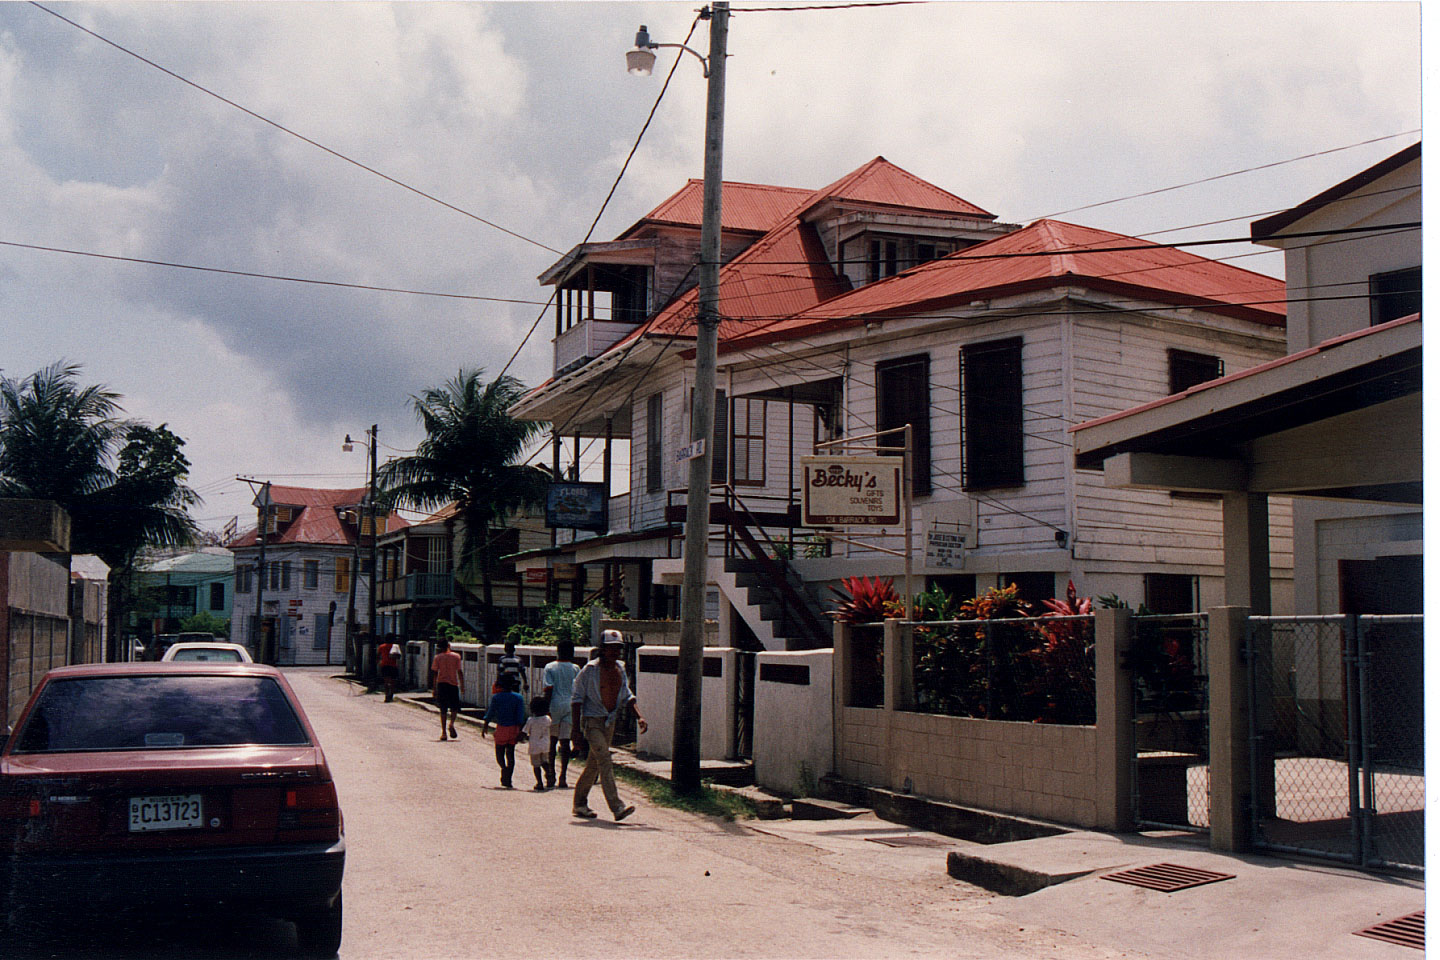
xmin=1100 ymin=863 xmax=1235 ymax=892
xmin=864 ymin=835 xmax=950 ymax=848
xmin=1354 ymin=912 xmax=1424 ymax=950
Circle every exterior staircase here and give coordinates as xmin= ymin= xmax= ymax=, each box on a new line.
xmin=719 ymin=555 xmax=831 ymax=651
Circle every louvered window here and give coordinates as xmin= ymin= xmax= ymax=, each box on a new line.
xmin=646 ymin=393 xmax=664 ymax=493
xmin=877 ymin=354 xmax=932 ymax=496
xmin=335 ymin=556 xmax=350 ymax=593
xmin=1369 ymin=266 xmax=1421 ymax=326
xmin=732 ymin=398 xmax=767 ymax=486
xmin=960 ymin=338 xmax=1023 ymax=490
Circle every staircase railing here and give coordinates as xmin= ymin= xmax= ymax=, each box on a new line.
xmin=719 ymin=486 xmax=832 ymax=649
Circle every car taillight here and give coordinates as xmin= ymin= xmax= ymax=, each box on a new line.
xmin=0 ymin=796 xmax=40 ymax=819
xmin=278 ymin=782 xmax=340 ymax=839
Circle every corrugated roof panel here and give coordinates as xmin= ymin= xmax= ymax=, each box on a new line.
xmin=737 ymin=219 xmax=1285 ymax=348
xmin=633 ymin=180 xmax=814 ymax=234
xmin=809 ymin=157 xmax=995 ymax=219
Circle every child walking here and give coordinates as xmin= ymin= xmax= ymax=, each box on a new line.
xmin=522 ymin=696 xmax=552 ymax=791
xmin=480 ymin=674 xmax=526 ymax=789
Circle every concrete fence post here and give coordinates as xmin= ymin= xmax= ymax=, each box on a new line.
xmin=882 ymin=619 xmax=914 ymax=712
xmin=1208 ymin=605 xmax=1252 ymax=852
xmin=832 ymin=621 xmax=850 ymax=776
xmin=1094 ymin=606 xmax=1134 ymax=831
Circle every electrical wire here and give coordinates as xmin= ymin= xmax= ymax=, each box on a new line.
xmin=0 ymin=238 xmax=552 ymax=304
xmin=29 ymin=2 xmax=563 ymax=256
xmin=497 ymin=13 xmax=703 ymax=380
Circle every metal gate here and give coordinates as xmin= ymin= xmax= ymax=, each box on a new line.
xmin=1247 ymin=615 xmax=1423 ymax=870
xmin=734 ymin=652 xmax=756 ymax=760
xmin=1132 ymin=614 xmax=1210 ymax=832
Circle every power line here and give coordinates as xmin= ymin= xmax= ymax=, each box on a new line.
xmin=498 ymin=13 xmax=703 ymax=380
xmin=1016 ymin=130 xmax=1420 ymax=222
xmin=0 ymin=238 xmax=551 ymax=304
xmin=30 ymin=2 xmax=563 ymax=256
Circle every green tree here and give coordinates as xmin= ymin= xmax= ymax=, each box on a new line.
xmin=0 ymin=362 xmax=200 ymax=649
xmin=378 ymin=369 xmax=550 ymax=640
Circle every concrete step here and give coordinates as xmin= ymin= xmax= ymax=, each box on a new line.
xmin=790 ymin=797 xmax=872 ymax=820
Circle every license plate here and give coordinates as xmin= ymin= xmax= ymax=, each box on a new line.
xmin=128 ymin=794 xmax=203 ymax=832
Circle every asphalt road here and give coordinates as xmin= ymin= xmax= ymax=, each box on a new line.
xmin=6 ymin=667 xmax=1137 ymax=959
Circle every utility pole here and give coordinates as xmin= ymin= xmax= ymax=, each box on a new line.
xmin=366 ymin=424 xmax=379 ymax=654
xmin=254 ymin=481 xmax=271 ymax=664
xmin=673 ymin=1 xmax=728 ymax=794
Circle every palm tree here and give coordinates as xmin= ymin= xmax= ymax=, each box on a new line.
xmin=0 ymin=361 xmax=200 ymax=653
xmin=378 ymin=369 xmax=550 ymax=639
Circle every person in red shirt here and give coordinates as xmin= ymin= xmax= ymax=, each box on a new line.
xmin=378 ymin=634 xmax=404 ymax=702
xmin=429 ymin=638 xmax=464 ymax=741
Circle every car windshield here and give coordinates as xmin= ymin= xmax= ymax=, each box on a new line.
xmin=172 ymin=649 xmax=243 ymax=662
xmin=12 ymin=675 xmax=310 ymax=753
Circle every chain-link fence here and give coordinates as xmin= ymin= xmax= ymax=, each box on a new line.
xmin=1248 ymin=615 xmax=1423 ymax=871
xmin=1132 ymin=614 xmax=1210 ymax=831
xmin=1356 ymin=615 xmax=1423 ymax=870
xmin=910 ymin=615 xmax=1095 ymax=724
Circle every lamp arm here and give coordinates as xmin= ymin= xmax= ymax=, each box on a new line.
xmin=646 ymin=41 xmax=710 ymax=77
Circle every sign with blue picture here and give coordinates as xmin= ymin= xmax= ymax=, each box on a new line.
xmin=545 ymin=482 xmax=608 ymax=532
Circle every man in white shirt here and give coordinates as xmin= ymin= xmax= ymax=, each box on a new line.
xmin=570 ymin=631 xmax=646 ymax=821
xmin=542 ymin=640 xmax=581 ymax=789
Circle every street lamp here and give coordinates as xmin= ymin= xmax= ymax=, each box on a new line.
xmin=627 ymin=4 xmax=728 ymax=794
xmin=342 ymin=425 xmax=378 ymax=673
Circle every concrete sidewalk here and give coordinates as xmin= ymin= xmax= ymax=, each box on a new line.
xmin=346 ymin=677 xmax=1426 ymax=958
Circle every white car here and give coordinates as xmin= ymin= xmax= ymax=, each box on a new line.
xmin=160 ymin=641 xmax=254 ymax=663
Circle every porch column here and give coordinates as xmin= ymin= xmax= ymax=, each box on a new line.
xmin=1093 ymin=606 xmax=1135 ymax=831
xmin=1222 ymin=493 xmax=1271 ymax=614
xmin=1208 ymin=605 xmax=1252 ymax=852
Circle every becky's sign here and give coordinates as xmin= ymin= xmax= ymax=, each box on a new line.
xmin=801 ymin=456 xmax=902 ymax=526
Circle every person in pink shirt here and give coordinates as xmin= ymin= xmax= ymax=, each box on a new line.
xmin=429 ymin=638 xmax=464 ymax=741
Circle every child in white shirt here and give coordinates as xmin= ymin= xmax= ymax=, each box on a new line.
xmin=523 ymin=696 xmax=553 ymax=791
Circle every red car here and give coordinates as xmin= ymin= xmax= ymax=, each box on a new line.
xmin=0 ymin=663 xmax=344 ymax=956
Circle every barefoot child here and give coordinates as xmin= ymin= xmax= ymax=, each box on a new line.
xmin=522 ymin=696 xmax=552 ymax=791
xmin=480 ymin=674 xmax=526 ymax=788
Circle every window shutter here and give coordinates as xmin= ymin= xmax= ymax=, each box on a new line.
xmin=646 ymin=393 xmax=663 ymax=493
xmin=711 ymin=390 xmax=728 ymax=485
xmin=960 ymin=338 xmax=1023 ymax=490
xmin=876 ymin=355 xmax=932 ymax=496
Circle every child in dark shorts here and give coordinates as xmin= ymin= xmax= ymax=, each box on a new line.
xmin=481 ymin=675 xmax=526 ymax=788
xmin=429 ymin=638 xmax=464 ymax=741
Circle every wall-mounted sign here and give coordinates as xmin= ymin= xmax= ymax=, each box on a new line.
xmin=545 ymin=482 xmax=608 ymax=532
xmin=551 ymin=563 xmax=579 ymax=582
xmin=801 ymin=456 xmax=902 ymax=526
xmin=523 ymin=568 xmax=549 ymax=586
xmin=926 ymin=530 xmax=966 ymax=569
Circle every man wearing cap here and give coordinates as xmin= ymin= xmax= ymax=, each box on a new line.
xmin=570 ymin=630 xmax=647 ymax=821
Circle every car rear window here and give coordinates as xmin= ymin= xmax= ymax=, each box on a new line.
xmin=12 ymin=675 xmax=310 ymax=753
xmin=171 ymin=649 xmax=243 ymax=662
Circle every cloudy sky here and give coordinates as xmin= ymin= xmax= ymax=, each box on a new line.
xmin=0 ymin=1 xmax=1420 ymax=535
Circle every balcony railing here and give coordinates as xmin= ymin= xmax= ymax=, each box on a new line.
xmin=555 ymin=318 xmax=641 ymax=375
xmin=377 ymin=572 xmax=454 ymax=605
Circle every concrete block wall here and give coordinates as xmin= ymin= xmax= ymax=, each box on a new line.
xmin=836 ymin=707 xmax=1100 ymax=825
xmin=753 ymin=649 xmax=833 ymax=795
xmin=635 ymin=645 xmax=736 ymax=760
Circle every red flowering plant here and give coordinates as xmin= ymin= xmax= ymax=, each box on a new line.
xmin=1021 ymin=580 xmax=1097 ymax=724
xmin=828 ymin=575 xmax=902 ymax=624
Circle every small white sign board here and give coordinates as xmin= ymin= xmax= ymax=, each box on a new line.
xmin=673 ymin=438 xmax=707 ymax=463
xmin=801 ymin=456 xmax=902 ymax=526
xmin=926 ymin=530 xmax=966 ymax=568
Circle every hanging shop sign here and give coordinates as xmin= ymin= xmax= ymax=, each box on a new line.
xmin=545 ymin=481 xmax=608 ymax=532
xmin=800 ymin=456 xmax=902 ymax=526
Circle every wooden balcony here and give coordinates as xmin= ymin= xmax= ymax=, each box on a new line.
xmin=554 ymin=318 xmax=641 ymax=375
xmin=377 ymin=572 xmax=454 ymax=605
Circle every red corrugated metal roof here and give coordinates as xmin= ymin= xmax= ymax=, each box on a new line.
xmin=805 ymin=156 xmax=995 ymax=219
xmin=229 ymin=485 xmax=408 ymax=549
xmin=728 ymin=219 xmax=1285 ymax=349
xmin=624 ymin=179 xmax=814 ymax=236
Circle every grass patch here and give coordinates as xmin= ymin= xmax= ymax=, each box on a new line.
xmin=609 ymin=764 xmax=758 ymax=821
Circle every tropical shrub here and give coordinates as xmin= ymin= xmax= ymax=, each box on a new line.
xmin=1022 ymin=580 xmax=1096 ymax=724
xmin=828 ymin=575 xmax=902 ymax=624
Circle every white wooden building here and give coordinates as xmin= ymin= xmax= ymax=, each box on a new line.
xmin=511 ymin=158 xmax=1294 ymax=649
